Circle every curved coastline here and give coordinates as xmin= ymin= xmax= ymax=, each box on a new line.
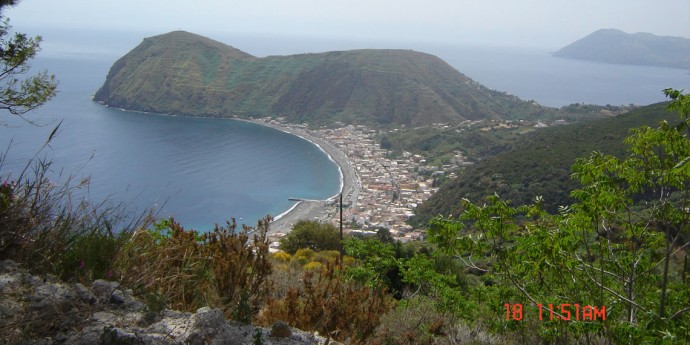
xmin=97 ymin=102 xmax=356 ymax=233
xmin=262 ymin=125 xmax=345 ymax=202
xmin=272 ymin=200 xmax=303 ymax=222
xmin=241 ymin=118 xmax=359 ymax=234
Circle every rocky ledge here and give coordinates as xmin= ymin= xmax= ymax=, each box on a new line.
xmin=0 ymin=260 xmax=326 ymax=344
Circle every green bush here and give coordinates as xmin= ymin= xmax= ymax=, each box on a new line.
xmin=425 ymin=90 xmax=690 ymax=344
xmin=279 ymin=220 xmax=341 ymax=254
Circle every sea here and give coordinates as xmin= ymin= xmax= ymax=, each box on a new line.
xmin=1 ymin=29 xmax=689 ymax=230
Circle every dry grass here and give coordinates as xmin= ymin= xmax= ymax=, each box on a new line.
xmin=259 ymin=262 xmax=394 ymax=343
xmin=372 ymin=295 xmax=512 ymax=345
xmin=0 ymin=149 xmax=151 ymax=282
xmin=115 ymin=217 xmax=273 ymax=322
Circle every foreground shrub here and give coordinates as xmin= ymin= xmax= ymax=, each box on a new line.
xmin=116 ymin=217 xmax=272 ymax=322
xmin=425 ymin=90 xmax=690 ymax=344
xmin=279 ymin=220 xmax=341 ymax=254
xmin=373 ymin=295 xmax=510 ymax=345
xmin=206 ymin=218 xmax=272 ymax=322
xmin=259 ymin=263 xmax=393 ymax=342
xmin=0 ymin=154 xmax=150 ymax=282
xmin=271 ymin=251 xmax=292 ymax=264
xmin=268 ymin=249 xmax=357 ymax=303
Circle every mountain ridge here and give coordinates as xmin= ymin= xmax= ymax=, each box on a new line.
xmin=553 ymin=29 xmax=690 ymax=69
xmin=94 ymin=31 xmax=552 ymax=126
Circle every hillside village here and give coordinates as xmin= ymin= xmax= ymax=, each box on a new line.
xmin=261 ymin=117 xmax=551 ymax=241
xmin=319 ymin=125 xmax=446 ymax=241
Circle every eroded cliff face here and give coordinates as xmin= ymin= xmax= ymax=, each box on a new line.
xmin=0 ymin=260 xmax=326 ymax=345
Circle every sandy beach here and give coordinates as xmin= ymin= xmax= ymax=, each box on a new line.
xmin=245 ymin=119 xmax=360 ymax=234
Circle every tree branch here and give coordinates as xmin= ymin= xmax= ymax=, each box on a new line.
xmin=670 ymin=307 xmax=690 ymax=320
xmin=578 ymin=263 xmax=648 ymax=313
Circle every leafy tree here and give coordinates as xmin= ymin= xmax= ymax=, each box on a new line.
xmin=401 ymin=253 xmax=476 ymax=318
xmin=279 ymin=220 xmax=341 ymax=254
xmin=0 ymin=0 xmax=57 ymax=121
xmin=427 ymin=90 xmax=690 ymax=344
xmin=343 ymin=237 xmax=399 ymax=288
xmin=375 ymin=226 xmax=395 ymax=243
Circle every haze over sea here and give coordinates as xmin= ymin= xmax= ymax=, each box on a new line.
xmin=1 ymin=30 xmax=689 ymax=230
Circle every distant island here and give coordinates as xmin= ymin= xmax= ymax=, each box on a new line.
xmin=94 ymin=31 xmax=552 ymax=127
xmin=553 ymin=29 xmax=690 ymax=70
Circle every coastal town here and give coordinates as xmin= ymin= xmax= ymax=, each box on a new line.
xmin=256 ymin=117 xmax=473 ymax=244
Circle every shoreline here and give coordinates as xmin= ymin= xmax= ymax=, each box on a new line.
xmin=240 ymin=118 xmax=360 ymax=234
xmin=257 ymin=123 xmax=345 ymax=203
xmin=96 ymin=103 xmax=358 ymax=233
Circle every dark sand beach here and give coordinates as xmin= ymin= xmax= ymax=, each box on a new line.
xmin=246 ymin=120 xmax=360 ymax=234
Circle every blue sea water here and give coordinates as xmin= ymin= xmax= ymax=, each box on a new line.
xmin=431 ymin=44 xmax=690 ymax=107
xmin=0 ymin=56 xmax=341 ymax=230
xmin=1 ymin=31 xmax=689 ymax=230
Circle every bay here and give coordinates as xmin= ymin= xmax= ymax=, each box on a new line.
xmin=1 ymin=30 xmax=689 ymax=231
xmin=0 ymin=56 xmax=341 ymax=230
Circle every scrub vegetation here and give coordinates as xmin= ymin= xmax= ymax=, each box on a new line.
xmin=412 ymin=102 xmax=679 ymax=223
xmin=7 ymin=91 xmax=689 ymax=344
xmin=2 ymin=1 xmax=689 ymax=342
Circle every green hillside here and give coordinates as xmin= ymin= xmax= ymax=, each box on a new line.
xmin=379 ymin=104 xmax=631 ymax=167
xmin=412 ymin=102 xmax=677 ymax=224
xmin=553 ymin=29 xmax=690 ymax=69
xmin=95 ymin=31 xmax=567 ymax=126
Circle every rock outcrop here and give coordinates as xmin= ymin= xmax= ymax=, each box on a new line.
xmin=0 ymin=260 xmax=325 ymax=344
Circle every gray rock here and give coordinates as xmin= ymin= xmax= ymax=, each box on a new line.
xmin=101 ymin=326 xmax=141 ymax=345
xmin=28 ymin=281 xmax=78 ymax=313
xmin=0 ymin=263 xmax=328 ymax=344
xmin=92 ymin=279 xmax=121 ymax=301
xmin=110 ymin=288 xmax=126 ymax=305
xmin=184 ymin=307 xmax=225 ymax=344
xmin=75 ymin=283 xmax=97 ymax=304
xmin=192 ymin=307 xmax=225 ymax=329
xmin=271 ymin=320 xmax=293 ymax=338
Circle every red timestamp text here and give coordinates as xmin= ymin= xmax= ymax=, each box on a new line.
xmin=504 ymin=303 xmax=606 ymax=321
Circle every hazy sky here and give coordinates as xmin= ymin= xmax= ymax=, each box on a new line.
xmin=6 ymin=0 xmax=690 ymax=49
